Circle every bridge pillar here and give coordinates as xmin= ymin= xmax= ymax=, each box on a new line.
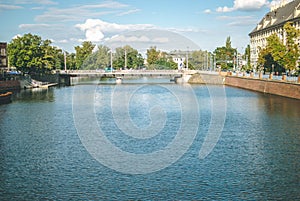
xmin=175 ymin=74 xmax=191 ymax=84
xmin=59 ymin=74 xmax=71 ymax=86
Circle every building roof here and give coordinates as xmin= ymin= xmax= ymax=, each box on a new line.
xmin=249 ymin=0 xmax=300 ymax=36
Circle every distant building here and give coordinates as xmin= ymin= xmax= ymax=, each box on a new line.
xmin=0 ymin=42 xmax=8 ymax=69
xmin=249 ymin=0 xmax=300 ymax=69
xmin=173 ymin=57 xmax=185 ymax=70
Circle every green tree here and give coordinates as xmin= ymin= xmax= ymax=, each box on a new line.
xmin=66 ymin=52 xmax=76 ymax=70
xmin=243 ymin=44 xmax=251 ymax=70
xmin=146 ymin=47 xmax=177 ymax=70
xmin=190 ymin=50 xmax=205 ymax=70
xmin=75 ymin=41 xmax=95 ymax=69
xmin=96 ymin=45 xmax=110 ymax=68
xmin=258 ymin=22 xmax=300 ymax=74
xmin=213 ymin=36 xmax=236 ymax=70
xmin=113 ymin=45 xmax=144 ymax=69
xmin=258 ymin=22 xmax=300 ymax=72
xmin=155 ymin=53 xmax=177 ymax=70
xmin=283 ymin=22 xmax=300 ymax=73
xmin=8 ymin=33 xmax=59 ymax=74
xmin=146 ymin=46 xmax=160 ymax=66
xmin=42 ymin=40 xmax=64 ymax=71
xmin=81 ymin=45 xmax=111 ymax=70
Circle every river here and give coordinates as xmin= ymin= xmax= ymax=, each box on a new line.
xmin=0 ymin=77 xmax=299 ymax=200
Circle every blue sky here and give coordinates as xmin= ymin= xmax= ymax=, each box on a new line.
xmin=0 ymin=0 xmax=289 ymax=53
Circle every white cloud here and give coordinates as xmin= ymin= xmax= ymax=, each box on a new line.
xmin=117 ymin=9 xmax=140 ymax=16
xmin=217 ymin=15 xmax=258 ymax=26
xmin=217 ymin=0 xmax=269 ymax=12
xmin=81 ymin=1 xmax=128 ymax=9
xmin=13 ymin=34 xmax=22 ymax=39
xmin=57 ymin=39 xmax=68 ymax=43
xmin=19 ymin=23 xmax=50 ymax=29
xmin=109 ymin=35 xmax=150 ymax=43
xmin=5 ymin=0 xmax=57 ymax=5
xmin=108 ymin=35 xmax=169 ymax=43
xmin=204 ymin=9 xmax=212 ymax=14
xmin=0 ymin=4 xmax=22 ymax=10
xmin=34 ymin=2 xmax=133 ymax=23
xmin=75 ymin=19 xmax=155 ymax=42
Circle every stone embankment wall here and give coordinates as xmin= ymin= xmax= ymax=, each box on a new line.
xmin=187 ymin=73 xmax=300 ymax=100
xmin=188 ymin=73 xmax=225 ymax=85
xmin=32 ymin=74 xmax=60 ymax=83
xmin=225 ymin=76 xmax=300 ymax=100
xmin=0 ymin=80 xmax=21 ymax=91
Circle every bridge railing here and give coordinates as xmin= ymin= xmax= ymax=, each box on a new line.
xmin=59 ymin=69 xmax=195 ymax=74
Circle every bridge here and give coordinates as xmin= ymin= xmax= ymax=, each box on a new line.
xmin=58 ymin=69 xmax=220 ymax=85
xmin=59 ymin=69 xmax=197 ymax=77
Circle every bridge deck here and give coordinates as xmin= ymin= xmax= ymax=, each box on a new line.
xmin=60 ymin=70 xmax=190 ymax=76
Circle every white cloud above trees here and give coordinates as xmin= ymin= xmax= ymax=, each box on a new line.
xmin=216 ymin=0 xmax=292 ymax=13
xmin=75 ymin=19 xmax=154 ymax=42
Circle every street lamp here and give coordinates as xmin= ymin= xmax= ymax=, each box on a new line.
xmin=124 ymin=48 xmax=127 ymax=69
xmin=64 ymin=51 xmax=67 ymax=72
xmin=109 ymin=48 xmax=113 ymax=73
xmin=186 ymin=46 xmax=189 ymax=70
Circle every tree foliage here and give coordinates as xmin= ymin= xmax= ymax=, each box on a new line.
xmin=113 ymin=45 xmax=144 ymax=69
xmin=146 ymin=46 xmax=160 ymax=66
xmin=258 ymin=22 xmax=300 ymax=74
xmin=244 ymin=45 xmax=251 ymax=69
xmin=213 ymin=36 xmax=236 ymax=70
xmin=283 ymin=22 xmax=300 ymax=72
xmin=146 ymin=47 xmax=177 ymax=69
xmin=81 ymin=45 xmax=110 ymax=70
xmin=8 ymin=33 xmax=63 ymax=74
xmin=75 ymin=41 xmax=95 ymax=69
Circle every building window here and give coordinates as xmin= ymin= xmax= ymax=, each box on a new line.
xmin=0 ymin=48 xmax=6 ymax=56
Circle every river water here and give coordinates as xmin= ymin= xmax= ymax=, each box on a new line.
xmin=0 ymin=78 xmax=299 ymax=200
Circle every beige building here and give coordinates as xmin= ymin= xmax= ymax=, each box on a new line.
xmin=249 ymin=0 xmax=300 ymax=70
xmin=0 ymin=42 xmax=8 ymax=69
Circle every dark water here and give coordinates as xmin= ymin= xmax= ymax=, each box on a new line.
xmin=0 ymin=78 xmax=299 ymax=200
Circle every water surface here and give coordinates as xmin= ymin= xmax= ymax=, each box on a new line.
xmin=0 ymin=78 xmax=299 ymax=200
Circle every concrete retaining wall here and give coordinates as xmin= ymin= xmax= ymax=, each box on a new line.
xmin=225 ymin=76 xmax=300 ymax=100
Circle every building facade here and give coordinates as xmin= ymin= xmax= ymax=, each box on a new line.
xmin=0 ymin=42 xmax=8 ymax=69
xmin=249 ymin=0 xmax=300 ymax=69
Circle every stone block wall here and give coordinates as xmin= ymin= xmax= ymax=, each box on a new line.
xmin=225 ymin=76 xmax=300 ymax=100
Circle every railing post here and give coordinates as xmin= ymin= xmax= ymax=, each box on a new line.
xmin=282 ymin=73 xmax=286 ymax=81
xmin=269 ymin=73 xmax=273 ymax=80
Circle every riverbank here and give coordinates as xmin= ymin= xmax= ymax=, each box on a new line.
xmin=188 ymin=72 xmax=300 ymax=100
xmin=225 ymin=75 xmax=300 ymax=100
xmin=0 ymin=80 xmax=21 ymax=91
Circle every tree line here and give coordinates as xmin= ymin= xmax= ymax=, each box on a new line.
xmin=9 ymin=28 xmax=299 ymax=75
xmin=257 ymin=22 xmax=300 ymax=75
xmin=7 ymin=33 xmax=214 ymax=74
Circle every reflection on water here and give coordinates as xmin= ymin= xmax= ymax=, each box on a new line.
xmin=0 ymin=80 xmax=299 ymax=200
xmin=261 ymin=94 xmax=300 ymax=118
xmin=12 ymin=88 xmax=55 ymax=102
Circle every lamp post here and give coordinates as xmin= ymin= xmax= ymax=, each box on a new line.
xmin=186 ymin=46 xmax=189 ymax=70
xmin=64 ymin=51 xmax=67 ymax=72
xmin=110 ymin=49 xmax=113 ymax=73
xmin=124 ymin=48 xmax=127 ymax=69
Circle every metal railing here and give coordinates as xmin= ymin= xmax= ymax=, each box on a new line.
xmin=230 ymin=72 xmax=300 ymax=84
